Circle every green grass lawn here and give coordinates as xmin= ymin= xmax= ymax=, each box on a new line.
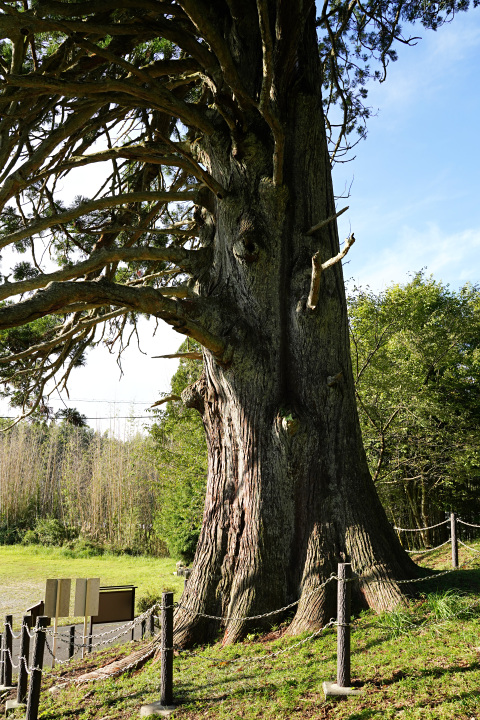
xmin=0 ymin=545 xmax=185 ymax=626
xmin=2 ymin=540 xmax=480 ymax=719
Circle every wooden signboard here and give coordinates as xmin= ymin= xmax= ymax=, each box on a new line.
xmin=91 ymin=586 xmax=136 ymax=624
xmin=74 ymin=578 xmax=100 ymax=659
xmin=44 ymin=579 xmax=71 ymax=667
xmin=74 ymin=578 xmax=100 ymax=616
xmin=44 ymin=579 xmax=71 ymax=618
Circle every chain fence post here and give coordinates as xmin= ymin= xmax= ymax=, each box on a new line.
xmin=450 ymin=512 xmax=459 ymax=568
xmin=337 ymin=563 xmax=351 ymax=687
xmin=18 ymin=615 xmax=32 ymax=703
xmin=140 ymin=592 xmax=176 ymax=717
xmin=0 ymin=614 xmax=14 ymax=690
xmin=323 ymin=563 xmax=362 ymax=697
xmin=6 ymin=615 xmax=32 ymax=713
xmin=26 ymin=615 xmax=50 ymax=720
xmin=161 ymin=591 xmax=174 ymax=706
xmin=69 ymin=626 xmax=75 ymax=659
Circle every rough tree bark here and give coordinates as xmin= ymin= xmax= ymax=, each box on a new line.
xmin=173 ymin=12 xmax=419 ymax=647
xmin=0 ymin=0 xmax=446 ymax=653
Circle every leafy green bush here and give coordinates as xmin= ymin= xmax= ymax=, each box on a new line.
xmin=0 ymin=521 xmax=24 ymax=545
xmin=137 ymin=591 xmax=164 ymax=614
xmin=21 ymin=529 xmax=39 ymax=545
xmin=32 ymin=517 xmax=78 ymax=546
xmin=61 ymin=536 xmax=104 ymax=558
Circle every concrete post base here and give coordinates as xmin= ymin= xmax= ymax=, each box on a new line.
xmin=5 ymin=699 xmax=26 ymax=714
xmin=323 ymin=681 xmax=363 ymax=697
xmin=140 ymin=701 xmax=177 ymax=717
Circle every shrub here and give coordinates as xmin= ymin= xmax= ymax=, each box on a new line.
xmin=0 ymin=521 xmax=24 ymax=545
xmin=33 ymin=517 xmax=77 ymax=546
xmin=137 ymin=591 xmax=164 ymax=614
xmin=61 ymin=536 xmax=104 ymax=558
xmin=21 ymin=529 xmax=39 ymax=545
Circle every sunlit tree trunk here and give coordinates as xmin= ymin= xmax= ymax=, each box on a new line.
xmin=174 ymin=17 xmax=419 ymax=646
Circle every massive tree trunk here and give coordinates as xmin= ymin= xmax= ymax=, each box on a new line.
xmin=174 ymin=13 xmax=419 ymax=647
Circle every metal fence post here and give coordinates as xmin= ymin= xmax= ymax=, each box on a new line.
xmin=450 ymin=512 xmax=459 ymax=568
xmin=26 ymin=616 xmax=50 ymax=720
xmin=160 ymin=591 xmax=174 ymax=707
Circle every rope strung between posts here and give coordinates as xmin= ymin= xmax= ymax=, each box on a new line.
xmin=458 ymin=540 xmax=480 ymax=554
xmin=404 ymin=540 xmax=451 ymax=554
xmin=2 ymin=619 xmax=21 ymax=640
xmin=457 ymin=519 xmax=480 ymax=529
xmin=393 ymin=519 xmax=449 ymax=532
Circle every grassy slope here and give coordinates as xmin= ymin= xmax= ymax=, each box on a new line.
xmin=2 ymin=542 xmax=480 ymax=719
xmin=0 ymin=545 xmax=185 ymax=626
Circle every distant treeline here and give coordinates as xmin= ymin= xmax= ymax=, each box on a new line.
xmin=0 ymin=421 xmax=164 ymax=556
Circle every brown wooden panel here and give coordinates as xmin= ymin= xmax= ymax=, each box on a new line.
xmin=90 ymin=587 xmax=135 ymax=624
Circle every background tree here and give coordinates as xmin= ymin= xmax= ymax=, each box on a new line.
xmin=350 ymin=273 xmax=480 ymax=543
xmin=150 ymin=339 xmax=206 ymax=563
xmin=0 ymin=0 xmax=474 ymax=645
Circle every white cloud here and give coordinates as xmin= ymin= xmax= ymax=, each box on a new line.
xmin=346 ymin=223 xmax=480 ymax=291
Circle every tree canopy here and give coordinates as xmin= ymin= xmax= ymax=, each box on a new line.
xmin=350 ymin=273 xmax=480 ymax=528
xmin=0 ymin=0 xmax=474 ymax=415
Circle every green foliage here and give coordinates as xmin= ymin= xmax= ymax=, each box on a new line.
xmin=421 ymin=589 xmax=477 ymax=621
xmin=60 ymin=537 xmax=104 ymax=558
xmin=136 ymin=590 xmax=163 ymax=614
xmin=29 ymin=516 xmax=78 ymax=546
xmin=150 ymin=340 xmax=207 ymax=563
xmin=349 ymin=273 xmax=480 ymax=528
xmin=0 ymin=521 xmax=25 ymax=545
xmin=0 ymin=422 xmax=166 ymax=556
xmin=377 ymin=605 xmax=423 ymax=637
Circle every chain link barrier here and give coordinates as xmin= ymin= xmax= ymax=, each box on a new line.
xmin=176 ymin=576 xmax=336 ymax=623
xmin=170 ymin=619 xmax=338 ymax=665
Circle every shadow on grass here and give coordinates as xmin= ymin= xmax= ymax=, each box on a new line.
xmin=370 ymin=658 xmax=480 ymax=688
xmin=415 ymin=568 xmax=480 ymax=596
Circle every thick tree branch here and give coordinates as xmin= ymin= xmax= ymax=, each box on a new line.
xmin=256 ymin=0 xmax=284 ymax=185
xmin=178 ymin=0 xmax=254 ymax=110
xmin=5 ymin=74 xmax=215 ymax=135
xmin=0 ymin=308 xmax=127 ymax=364
xmin=0 ymin=279 xmax=226 ymax=358
xmin=0 ymin=190 xmax=198 ymax=250
xmin=0 ymin=246 xmax=203 ymax=301
xmin=0 ymin=100 xmax=102 ymax=208
xmin=307 ymin=233 xmax=355 ymax=310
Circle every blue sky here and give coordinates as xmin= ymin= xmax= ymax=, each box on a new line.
xmin=3 ymin=10 xmax=480 ymax=431
xmin=334 ymin=9 xmax=480 ymax=291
